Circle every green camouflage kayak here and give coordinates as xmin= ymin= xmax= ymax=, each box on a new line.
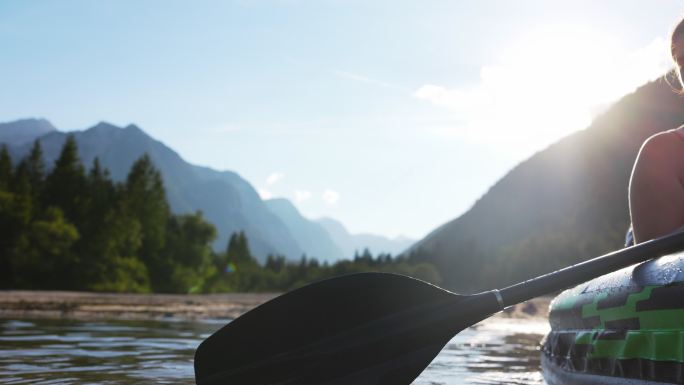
xmin=541 ymin=252 xmax=684 ymax=385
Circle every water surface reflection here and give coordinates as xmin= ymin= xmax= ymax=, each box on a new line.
xmin=0 ymin=317 xmax=548 ymax=384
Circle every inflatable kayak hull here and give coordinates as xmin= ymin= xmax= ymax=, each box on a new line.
xmin=541 ymin=252 xmax=684 ymax=385
xmin=541 ymin=353 xmax=675 ymax=385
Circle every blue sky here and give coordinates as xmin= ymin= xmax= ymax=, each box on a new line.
xmin=1 ymin=0 xmax=683 ymax=239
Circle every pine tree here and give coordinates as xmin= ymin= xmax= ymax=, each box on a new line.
xmin=25 ymin=140 xmax=45 ymax=195
xmin=265 ymin=254 xmax=286 ymax=273
xmin=44 ymin=135 xmax=87 ymax=225
xmin=122 ymin=154 xmax=170 ymax=290
xmin=226 ymin=231 xmax=254 ymax=266
xmin=0 ymin=145 xmax=17 ymax=287
xmin=77 ymin=157 xmax=120 ymax=286
xmin=85 ymin=158 xmax=117 ymax=228
xmin=2 ymin=158 xmax=38 ymax=288
xmin=0 ymin=145 xmax=12 ymax=192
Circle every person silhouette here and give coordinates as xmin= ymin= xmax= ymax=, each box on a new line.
xmin=629 ymin=17 xmax=684 ymax=244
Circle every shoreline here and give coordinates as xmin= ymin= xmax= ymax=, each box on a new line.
xmin=0 ymin=290 xmax=278 ymax=321
xmin=0 ymin=290 xmax=552 ymax=322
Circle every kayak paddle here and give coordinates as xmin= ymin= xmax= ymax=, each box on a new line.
xmin=194 ymin=229 xmax=684 ymax=385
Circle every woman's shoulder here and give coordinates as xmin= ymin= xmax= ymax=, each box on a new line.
xmin=665 ymin=125 xmax=684 ymax=141
xmin=643 ymin=127 xmax=684 ymax=147
xmin=637 ymin=128 xmax=684 ymax=166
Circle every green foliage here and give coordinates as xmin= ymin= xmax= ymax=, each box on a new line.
xmin=2 ymin=139 xmax=220 ymax=293
xmin=0 ymin=145 xmax=12 ymax=192
xmin=25 ymin=140 xmax=45 ymax=201
xmin=159 ymin=212 xmax=217 ymax=293
xmin=14 ymin=207 xmax=80 ymax=289
xmin=4 ymin=139 xmax=440 ymax=294
xmin=0 ymin=189 xmax=28 ymax=288
xmin=226 ymin=231 xmax=253 ymax=265
xmin=123 ymin=154 xmax=171 ymax=291
xmin=43 ymin=135 xmax=87 ymax=225
xmin=30 ymin=208 xmax=80 ymax=283
xmin=89 ymin=255 xmax=151 ymax=293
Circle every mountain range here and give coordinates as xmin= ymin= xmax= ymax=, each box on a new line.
xmin=316 ymin=217 xmax=414 ymax=258
xmin=7 ymin=69 xmax=671 ymax=287
xmin=406 ymin=74 xmax=684 ymax=292
xmin=0 ymin=119 xmax=413 ymax=262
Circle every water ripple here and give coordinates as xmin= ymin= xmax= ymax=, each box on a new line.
xmin=0 ymin=317 xmax=547 ymax=384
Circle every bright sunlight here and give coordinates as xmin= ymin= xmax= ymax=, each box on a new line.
xmin=414 ymin=25 xmax=671 ymax=155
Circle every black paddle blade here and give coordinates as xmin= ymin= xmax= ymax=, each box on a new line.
xmin=194 ymin=272 xmax=501 ymax=385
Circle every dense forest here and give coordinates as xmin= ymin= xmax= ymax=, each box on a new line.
xmin=0 ymin=137 xmax=440 ymax=293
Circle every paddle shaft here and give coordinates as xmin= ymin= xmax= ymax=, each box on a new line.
xmin=498 ymin=230 xmax=684 ymax=307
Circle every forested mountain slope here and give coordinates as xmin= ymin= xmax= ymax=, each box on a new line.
xmin=3 ymin=121 xmax=303 ymax=261
xmin=408 ymin=75 xmax=684 ymax=292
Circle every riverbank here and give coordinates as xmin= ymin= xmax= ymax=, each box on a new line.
xmin=0 ymin=290 xmax=278 ymax=321
xmin=0 ymin=290 xmax=552 ymax=321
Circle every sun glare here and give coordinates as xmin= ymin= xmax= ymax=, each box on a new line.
xmin=415 ymin=25 xmax=671 ymax=155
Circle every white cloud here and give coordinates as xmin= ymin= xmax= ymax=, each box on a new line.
xmin=266 ymin=172 xmax=285 ymax=185
xmin=294 ymin=189 xmax=312 ymax=202
xmin=413 ymin=26 xmax=671 ymax=153
xmin=322 ymin=189 xmax=340 ymax=205
xmin=258 ymin=188 xmax=272 ymax=200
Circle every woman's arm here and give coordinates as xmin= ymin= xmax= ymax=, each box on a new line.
xmin=629 ymin=131 xmax=684 ymax=243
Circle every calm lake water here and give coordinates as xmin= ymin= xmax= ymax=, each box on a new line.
xmin=0 ymin=317 xmax=549 ymax=384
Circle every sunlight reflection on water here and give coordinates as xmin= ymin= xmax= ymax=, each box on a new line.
xmin=0 ymin=317 xmax=548 ymax=384
xmin=414 ymin=318 xmax=548 ymax=385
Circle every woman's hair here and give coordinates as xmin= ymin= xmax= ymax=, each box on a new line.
xmin=672 ymin=17 xmax=684 ymax=59
xmin=670 ymin=17 xmax=684 ymax=89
